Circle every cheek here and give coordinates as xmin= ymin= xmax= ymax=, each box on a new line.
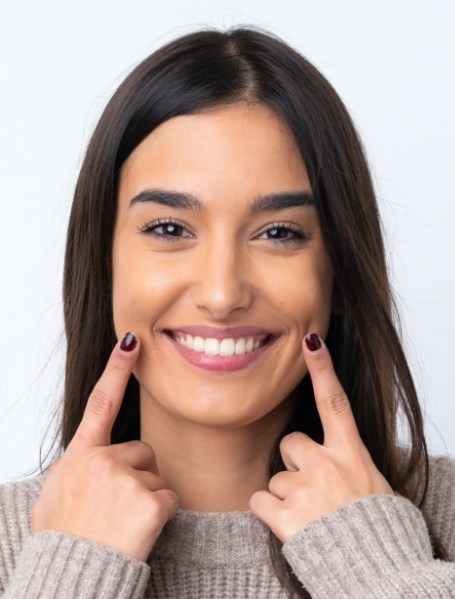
xmin=112 ymin=247 xmax=155 ymax=334
xmin=112 ymin=248 xmax=185 ymax=337
xmin=273 ymin=258 xmax=333 ymax=331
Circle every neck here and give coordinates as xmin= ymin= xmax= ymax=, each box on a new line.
xmin=140 ymin=395 xmax=294 ymax=512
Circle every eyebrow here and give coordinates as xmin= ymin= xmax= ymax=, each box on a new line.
xmin=129 ymin=188 xmax=315 ymax=214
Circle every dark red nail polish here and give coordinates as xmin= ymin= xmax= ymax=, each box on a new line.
xmin=120 ymin=332 xmax=137 ymax=352
xmin=305 ymin=333 xmax=321 ymax=352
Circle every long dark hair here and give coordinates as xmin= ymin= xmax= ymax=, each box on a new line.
xmin=61 ymin=27 xmax=447 ymax=597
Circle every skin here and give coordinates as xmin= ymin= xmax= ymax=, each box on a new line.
xmin=112 ymin=103 xmax=333 ymax=510
xmin=32 ymin=103 xmax=393 ymax=562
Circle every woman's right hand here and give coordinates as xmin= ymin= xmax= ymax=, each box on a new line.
xmin=31 ymin=332 xmax=178 ymax=563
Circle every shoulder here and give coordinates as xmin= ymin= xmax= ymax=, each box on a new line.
xmin=423 ymin=453 xmax=455 ymax=560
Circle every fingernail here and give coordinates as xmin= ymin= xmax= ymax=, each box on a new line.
xmin=120 ymin=332 xmax=137 ymax=352
xmin=304 ymin=333 xmax=321 ymax=352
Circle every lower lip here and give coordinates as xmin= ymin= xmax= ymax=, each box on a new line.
xmin=164 ymin=334 xmax=278 ymax=372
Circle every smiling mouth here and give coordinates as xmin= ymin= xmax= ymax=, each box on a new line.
xmin=164 ymin=331 xmax=275 ymax=357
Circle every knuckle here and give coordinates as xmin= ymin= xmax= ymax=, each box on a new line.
xmin=88 ymin=388 xmax=114 ymax=417
xmin=144 ymin=496 xmax=167 ymax=524
xmin=268 ymin=471 xmax=287 ymax=495
xmin=249 ymin=490 xmax=268 ymax=512
xmin=163 ymin=490 xmax=179 ymax=512
xmin=271 ymin=470 xmax=286 ymax=484
xmin=128 ymin=439 xmax=145 ymax=448
xmin=90 ymin=451 xmax=117 ymax=475
xmin=325 ymin=391 xmax=350 ymax=415
xmin=131 ymin=440 xmax=156 ymax=459
xmin=280 ymin=432 xmax=303 ymax=454
xmin=269 ymin=470 xmax=286 ymax=487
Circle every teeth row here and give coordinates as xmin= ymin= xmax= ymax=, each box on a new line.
xmin=174 ymin=334 xmax=265 ymax=356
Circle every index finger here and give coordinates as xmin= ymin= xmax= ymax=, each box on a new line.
xmin=68 ymin=332 xmax=139 ymax=451
xmin=303 ymin=333 xmax=361 ymax=448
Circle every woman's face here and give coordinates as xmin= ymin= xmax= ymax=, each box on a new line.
xmin=113 ymin=103 xmax=334 ymax=428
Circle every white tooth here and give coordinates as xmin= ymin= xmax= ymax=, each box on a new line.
xmin=193 ymin=336 xmax=205 ymax=352
xmin=179 ymin=334 xmax=265 ymax=355
xmin=205 ymin=338 xmax=220 ymax=355
xmin=234 ymin=338 xmax=246 ymax=355
xmin=220 ymin=338 xmax=235 ymax=356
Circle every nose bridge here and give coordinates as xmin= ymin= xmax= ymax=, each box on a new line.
xmin=191 ymin=231 xmax=252 ymax=317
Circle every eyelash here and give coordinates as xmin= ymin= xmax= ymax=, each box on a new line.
xmin=138 ymin=218 xmax=312 ymax=247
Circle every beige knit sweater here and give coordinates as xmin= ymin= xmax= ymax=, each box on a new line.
xmin=1 ymin=455 xmax=454 ymax=598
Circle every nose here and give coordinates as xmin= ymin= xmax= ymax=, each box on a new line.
xmin=191 ymin=240 xmax=253 ymax=320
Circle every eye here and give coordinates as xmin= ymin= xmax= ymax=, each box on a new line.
xmin=139 ymin=219 xmax=193 ymax=242
xmin=256 ymin=223 xmax=311 ymax=246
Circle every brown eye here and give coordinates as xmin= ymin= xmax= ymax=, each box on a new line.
xmin=155 ymin=223 xmax=184 ymax=236
xmin=267 ymin=227 xmax=294 ymax=239
xmin=257 ymin=224 xmax=311 ymax=247
xmin=140 ymin=219 xmax=193 ymax=242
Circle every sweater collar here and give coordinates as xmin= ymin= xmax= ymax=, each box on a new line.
xmin=150 ymin=509 xmax=272 ymax=566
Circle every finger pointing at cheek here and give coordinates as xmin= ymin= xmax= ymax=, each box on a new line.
xmin=303 ymin=333 xmax=361 ymax=449
xmin=68 ymin=331 xmax=139 ymax=451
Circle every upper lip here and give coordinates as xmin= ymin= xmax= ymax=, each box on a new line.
xmin=165 ymin=325 xmax=277 ymax=340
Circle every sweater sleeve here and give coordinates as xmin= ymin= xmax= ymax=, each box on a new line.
xmin=282 ymin=494 xmax=455 ymax=597
xmin=2 ymin=531 xmax=150 ymax=599
xmin=281 ymin=455 xmax=455 ymax=598
xmin=0 ymin=477 xmax=150 ymax=599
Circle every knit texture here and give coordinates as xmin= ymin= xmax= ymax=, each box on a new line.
xmin=1 ymin=455 xmax=454 ymax=598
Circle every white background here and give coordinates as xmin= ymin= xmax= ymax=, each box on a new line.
xmin=0 ymin=0 xmax=454 ymax=483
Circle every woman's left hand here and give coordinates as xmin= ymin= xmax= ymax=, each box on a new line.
xmin=249 ymin=333 xmax=394 ymax=543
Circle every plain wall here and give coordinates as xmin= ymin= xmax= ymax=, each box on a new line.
xmin=0 ymin=0 xmax=454 ymax=482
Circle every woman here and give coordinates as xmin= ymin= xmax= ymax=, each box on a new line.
xmin=1 ymin=27 xmax=454 ymax=598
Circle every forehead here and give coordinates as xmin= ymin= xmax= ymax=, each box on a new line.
xmin=118 ymin=103 xmax=311 ymax=211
